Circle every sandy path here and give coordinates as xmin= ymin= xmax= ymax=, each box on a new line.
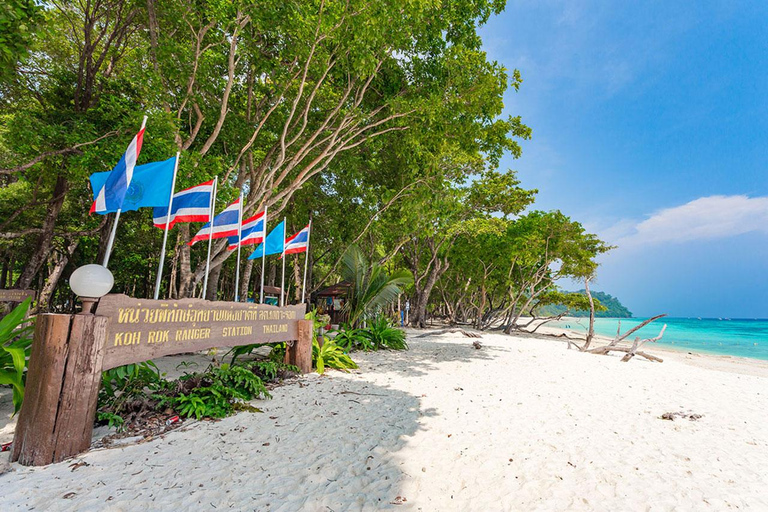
xmin=2 ymin=330 xmax=767 ymax=511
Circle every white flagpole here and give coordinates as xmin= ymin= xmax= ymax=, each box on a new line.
xmin=280 ymin=218 xmax=286 ymax=307
xmin=234 ymin=192 xmax=243 ymax=302
xmin=102 ymin=210 xmax=121 ymax=268
xmin=260 ymin=205 xmax=268 ymax=304
xmin=103 ymin=115 xmax=147 ymax=269
xmin=153 ymin=151 xmax=180 ymax=299
xmin=301 ymin=220 xmax=311 ymax=303
xmin=202 ymin=176 xmax=218 ymax=299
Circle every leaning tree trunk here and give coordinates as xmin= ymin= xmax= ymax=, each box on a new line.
xmin=411 ymin=259 xmax=448 ymax=328
xmin=15 ymin=176 xmax=68 ymax=290
xmin=583 ymin=277 xmax=596 ymax=351
xmin=37 ymin=240 xmax=79 ymax=312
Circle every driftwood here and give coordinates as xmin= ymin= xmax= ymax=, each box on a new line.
xmin=415 ymin=328 xmax=482 ymax=339
xmin=586 ymin=321 xmax=667 ymax=362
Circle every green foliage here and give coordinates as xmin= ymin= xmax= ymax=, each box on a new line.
xmin=332 ymin=324 xmax=373 ymax=352
xmin=0 ymin=0 xmax=43 ymax=81
xmin=305 ymin=309 xmax=358 ymax=373
xmin=244 ymin=360 xmax=300 ymax=382
xmin=313 ymin=338 xmax=358 ymax=375
xmin=537 ymin=290 xmax=631 ymax=318
xmin=332 ymin=316 xmax=407 ymax=352
xmin=364 ymin=316 xmax=408 ymax=351
xmin=162 ymin=364 xmax=270 ymax=420
xmin=97 ymin=360 xmax=276 ymax=428
xmin=0 ymin=297 xmax=34 ymax=414
xmin=341 ymin=245 xmax=412 ymax=327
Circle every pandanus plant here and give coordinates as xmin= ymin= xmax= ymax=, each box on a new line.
xmin=341 ymin=245 xmax=412 ymax=328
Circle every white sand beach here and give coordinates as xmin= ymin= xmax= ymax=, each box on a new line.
xmin=2 ymin=329 xmax=768 ymax=511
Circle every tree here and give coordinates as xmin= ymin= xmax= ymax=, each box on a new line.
xmin=341 ymin=245 xmax=411 ymax=328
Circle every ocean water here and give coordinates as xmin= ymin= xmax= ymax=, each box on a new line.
xmin=549 ymin=317 xmax=768 ymax=361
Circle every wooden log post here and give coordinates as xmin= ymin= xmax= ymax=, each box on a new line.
xmin=285 ymin=319 xmax=313 ymax=373
xmin=12 ymin=313 xmax=108 ymax=466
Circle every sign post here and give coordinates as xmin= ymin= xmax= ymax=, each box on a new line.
xmin=11 ymin=295 xmax=311 ymax=466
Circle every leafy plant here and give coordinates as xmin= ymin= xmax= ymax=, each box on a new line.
xmin=165 ymin=364 xmax=271 ymax=420
xmin=245 ymin=360 xmax=300 ymax=382
xmin=364 ymin=316 xmax=408 ymax=350
xmin=341 ymin=245 xmax=413 ymax=327
xmin=332 ymin=324 xmax=372 ymax=351
xmin=100 ymin=360 xmax=162 ymax=399
xmin=313 ymin=338 xmax=358 ymax=375
xmin=226 ymin=343 xmax=262 ymax=365
xmin=0 ymin=297 xmax=34 ymax=414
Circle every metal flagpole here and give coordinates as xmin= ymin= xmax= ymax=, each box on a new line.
xmin=153 ymin=151 xmax=180 ymax=299
xmin=259 ymin=206 xmax=268 ymax=303
xmin=102 ymin=210 xmax=121 ymax=268
xmin=202 ymin=176 xmax=218 ymax=299
xmin=280 ymin=218 xmax=286 ymax=307
xmin=103 ymin=115 xmax=147 ymax=269
xmin=234 ymin=192 xmax=243 ymax=302
xmin=301 ymin=220 xmax=312 ymax=303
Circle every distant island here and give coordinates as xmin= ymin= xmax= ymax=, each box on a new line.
xmin=538 ymin=290 xmax=633 ymax=318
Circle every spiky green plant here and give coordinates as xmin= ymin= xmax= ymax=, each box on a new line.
xmin=341 ymin=245 xmax=412 ymax=327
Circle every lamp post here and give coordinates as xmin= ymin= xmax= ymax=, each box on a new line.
xmin=69 ymin=264 xmax=114 ymax=314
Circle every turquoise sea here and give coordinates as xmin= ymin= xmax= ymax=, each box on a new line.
xmin=549 ymin=317 xmax=768 ymax=361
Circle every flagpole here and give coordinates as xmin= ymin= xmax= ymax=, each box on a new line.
xmin=103 ymin=115 xmax=147 ymax=269
xmin=260 ymin=205 xmax=268 ymax=303
xmin=234 ymin=192 xmax=243 ymax=302
xmin=280 ymin=218 xmax=286 ymax=307
xmin=153 ymin=151 xmax=180 ymax=299
xmin=102 ymin=210 xmax=121 ymax=268
xmin=202 ymin=176 xmax=218 ymax=299
xmin=301 ymin=220 xmax=312 ymax=303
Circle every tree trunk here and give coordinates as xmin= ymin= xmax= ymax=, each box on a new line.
xmin=583 ymin=278 xmax=596 ymax=350
xmin=411 ymin=258 xmax=448 ymax=328
xmin=178 ymin=225 xmax=194 ymax=297
xmin=15 ymin=176 xmax=68 ymax=290
xmin=240 ymin=258 xmax=254 ymax=302
xmin=37 ymin=241 xmax=79 ymax=312
xmin=292 ymin=256 xmax=302 ymax=302
xmin=205 ymin=264 xmax=222 ymax=301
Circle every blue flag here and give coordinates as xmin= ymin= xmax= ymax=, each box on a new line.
xmin=248 ymin=221 xmax=285 ymax=259
xmin=90 ymin=156 xmax=176 ymax=213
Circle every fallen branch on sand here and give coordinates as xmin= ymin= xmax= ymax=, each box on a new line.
xmin=415 ymin=328 xmax=482 ymax=339
xmin=571 ymin=314 xmax=668 ymax=363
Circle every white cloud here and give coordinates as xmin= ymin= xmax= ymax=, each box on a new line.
xmin=614 ymin=195 xmax=768 ymax=247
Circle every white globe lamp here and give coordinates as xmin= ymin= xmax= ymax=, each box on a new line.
xmin=70 ymin=264 xmax=114 ymax=313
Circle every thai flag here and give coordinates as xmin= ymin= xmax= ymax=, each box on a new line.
xmin=228 ymin=210 xmax=266 ymax=250
xmin=284 ymin=224 xmax=310 ymax=255
xmin=91 ymin=123 xmax=146 ymax=213
xmin=153 ymin=180 xmax=214 ymax=230
xmin=188 ymin=197 xmax=241 ymax=246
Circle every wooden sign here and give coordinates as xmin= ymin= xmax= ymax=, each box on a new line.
xmin=0 ymin=289 xmax=36 ymax=302
xmin=96 ymin=294 xmax=307 ymax=370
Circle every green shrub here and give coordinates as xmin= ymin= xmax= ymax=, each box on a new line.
xmin=244 ymin=360 xmax=300 ymax=381
xmin=162 ymin=364 xmax=271 ymax=420
xmin=313 ymin=338 xmax=358 ymax=374
xmin=364 ymin=316 xmax=408 ymax=350
xmin=332 ymin=324 xmax=372 ymax=351
xmin=0 ymin=298 xmax=34 ymax=415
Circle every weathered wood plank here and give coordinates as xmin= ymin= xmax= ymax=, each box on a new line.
xmin=52 ymin=314 xmax=108 ymax=462
xmin=12 ymin=314 xmax=72 ymax=465
xmin=97 ymin=295 xmax=306 ymax=369
xmin=286 ymin=319 xmax=313 ymax=373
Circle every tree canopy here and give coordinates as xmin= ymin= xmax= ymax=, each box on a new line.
xmin=0 ymin=0 xmax=612 ymax=332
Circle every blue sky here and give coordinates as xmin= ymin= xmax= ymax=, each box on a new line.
xmin=480 ymin=0 xmax=768 ymax=318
